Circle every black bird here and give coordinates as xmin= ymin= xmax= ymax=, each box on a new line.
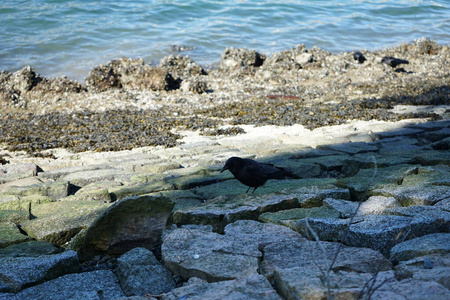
xmin=353 ymin=51 xmax=366 ymax=64
xmin=220 ymin=157 xmax=298 ymax=193
xmin=381 ymin=56 xmax=409 ymax=68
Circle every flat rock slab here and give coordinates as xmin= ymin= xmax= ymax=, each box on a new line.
xmin=317 ymin=141 xmax=378 ymax=155
xmin=162 ymin=220 xmax=305 ymax=282
xmin=394 ymin=253 xmax=450 ymax=289
xmin=61 ymin=168 xmax=134 ymax=187
xmin=10 ymin=269 xmax=125 ymax=300
xmin=373 ymin=184 xmax=450 ymax=206
xmin=38 ymin=164 xmax=116 ymax=181
xmin=172 ymin=193 xmax=301 ymax=232
xmin=261 ymin=239 xmax=392 ymax=300
xmin=79 ymin=195 xmax=174 ymax=259
xmin=117 ymin=247 xmax=175 ymax=296
xmin=0 ymin=241 xmax=61 ymax=258
xmin=259 ymin=206 xmax=340 ymax=225
xmin=0 ymin=181 xmax=70 ymax=201
xmin=286 ymin=215 xmax=444 ymax=256
xmin=337 ymin=164 xmax=419 ymax=197
xmin=0 ymin=250 xmax=79 ymax=293
xmin=382 ymin=205 xmax=450 ymax=227
xmin=370 ymin=278 xmax=450 ymax=300
xmin=0 ymin=221 xmax=32 ymax=248
xmin=20 ymin=199 xmax=112 ymax=246
xmin=391 ymin=233 xmax=450 ymax=261
xmin=0 ymin=163 xmax=39 ymax=184
xmin=161 ymin=274 xmax=282 ymax=300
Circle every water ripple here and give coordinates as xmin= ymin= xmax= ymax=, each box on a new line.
xmin=0 ymin=0 xmax=448 ymax=81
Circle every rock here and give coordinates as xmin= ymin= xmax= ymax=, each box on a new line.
xmin=412 ymin=149 xmax=450 ymax=166
xmin=180 ymin=77 xmax=208 ymax=94
xmin=394 ymin=253 xmax=450 ymax=289
xmin=295 ymin=52 xmax=313 ymax=65
xmin=288 ymin=215 xmax=444 ymax=256
xmin=162 ymin=224 xmax=259 ymax=282
xmin=0 ymin=250 xmax=79 ymax=293
xmin=61 ymin=168 xmax=132 ymax=187
xmin=12 ymin=269 xmax=125 ymax=300
xmin=373 ymin=184 xmax=450 ymax=206
xmin=261 ymin=239 xmax=391 ymax=300
xmin=161 ymin=274 xmax=281 ymax=300
xmin=117 ymin=247 xmax=175 ymax=296
xmin=0 ymin=163 xmax=39 ymax=184
xmin=357 ymin=196 xmax=401 ymax=215
xmin=286 ymin=186 xmax=351 ymax=208
xmin=0 ymin=241 xmax=61 ymax=257
xmin=219 ymin=48 xmax=264 ymax=73
xmin=0 ymin=177 xmax=44 ymax=193
xmin=0 ymin=194 xmax=53 ymax=211
xmin=20 ymin=199 xmax=111 ymax=246
xmin=0 ymin=221 xmax=32 ymax=248
xmin=390 ymin=233 xmax=450 ymax=262
xmin=259 ymin=206 xmax=340 ymax=225
xmin=323 ymin=198 xmax=359 ymax=218
xmin=0 ymin=209 xmax=28 ymax=223
xmin=343 ymin=215 xmax=445 ymax=256
xmin=382 ymin=205 xmax=450 ymax=229
xmin=162 ymin=220 xmax=304 ymax=282
xmin=73 ymin=181 xmax=122 ymax=202
xmin=160 ymin=55 xmax=206 ymax=79
xmin=10 ymin=66 xmax=41 ymax=95
xmin=172 ymin=193 xmax=301 ymax=232
xmin=317 ymin=141 xmax=378 ymax=155
xmin=85 ymin=58 xmax=178 ymax=92
xmin=371 ymin=278 xmax=450 ymax=300
xmin=413 ymin=37 xmax=440 ymax=55
xmin=108 ymin=180 xmax=174 ymax=201
xmin=337 ymin=164 xmax=419 ymax=201
xmin=0 ymin=181 xmax=71 ymax=201
xmin=79 ymin=195 xmax=174 ymax=259
xmin=38 ymin=164 xmax=116 ymax=181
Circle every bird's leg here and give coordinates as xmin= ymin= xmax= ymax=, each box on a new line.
xmin=245 ymin=186 xmax=251 ymax=193
xmin=252 ymin=187 xmax=257 ymax=193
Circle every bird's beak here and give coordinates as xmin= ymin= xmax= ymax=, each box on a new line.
xmin=220 ymin=165 xmax=228 ymax=173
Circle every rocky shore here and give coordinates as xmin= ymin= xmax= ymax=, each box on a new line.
xmin=0 ymin=37 xmax=449 ymax=299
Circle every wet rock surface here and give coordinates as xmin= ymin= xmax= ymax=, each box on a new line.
xmin=0 ymin=38 xmax=449 ymax=299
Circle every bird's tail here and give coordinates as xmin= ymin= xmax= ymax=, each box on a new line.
xmin=273 ymin=167 xmax=300 ymax=180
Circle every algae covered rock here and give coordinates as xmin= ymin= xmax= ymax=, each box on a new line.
xmin=20 ymin=199 xmax=111 ymax=246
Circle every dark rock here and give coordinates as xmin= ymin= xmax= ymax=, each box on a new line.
xmin=79 ymin=195 xmax=174 ymax=259
xmin=12 ymin=269 xmax=125 ymax=300
xmin=117 ymin=247 xmax=175 ymax=296
xmin=0 ymin=241 xmax=62 ymax=258
xmin=390 ymin=233 xmax=450 ymax=262
xmin=0 ymin=250 xmax=79 ymax=293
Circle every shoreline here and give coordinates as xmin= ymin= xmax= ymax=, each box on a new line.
xmin=0 ymin=37 xmax=449 ymax=156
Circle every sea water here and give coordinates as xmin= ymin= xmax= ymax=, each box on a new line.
xmin=1 ymin=0 xmax=449 ymax=82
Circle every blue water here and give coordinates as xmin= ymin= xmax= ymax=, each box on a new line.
xmin=1 ymin=0 xmax=449 ymax=82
